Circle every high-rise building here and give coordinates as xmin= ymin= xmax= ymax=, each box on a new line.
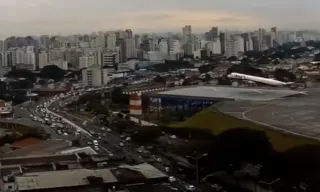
xmin=79 ymin=56 xmax=95 ymax=68
xmin=159 ymin=39 xmax=168 ymax=54
xmin=82 ymin=67 xmax=109 ymax=87
xmin=125 ymin=29 xmax=133 ymax=39
xmin=219 ymin=32 xmax=226 ymax=54
xmin=116 ymin=38 xmax=126 ymax=62
xmin=225 ymin=35 xmax=244 ymax=58
xmin=106 ymin=33 xmax=117 ymax=50
xmin=182 ymin=25 xmax=192 ymax=36
xmin=258 ymin=28 xmax=266 ymax=51
xmin=14 ymin=46 xmax=36 ymax=70
xmin=205 ymin=27 xmax=219 ymax=41
xmin=40 ymin=35 xmax=50 ymax=50
xmin=39 ymin=51 xmax=48 ymax=69
xmin=125 ymin=38 xmax=135 ymax=59
xmin=134 ymin=35 xmax=142 ymax=49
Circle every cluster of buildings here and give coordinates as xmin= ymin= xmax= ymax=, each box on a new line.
xmin=0 ymin=27 xmax=318 ymax=87
xmin=194 ymin=26 xmax=320 ymax=59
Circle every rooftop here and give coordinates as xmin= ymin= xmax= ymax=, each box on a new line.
xmin=0 ymin=154 xmax=78 ymax=166
xmin=147 ymin=86 xmax=306 ymax=101
xmin=12 ymin=138 xmax=43 ymax=148
xmin=119 ymin=163 xmax=167 ymax=179
xmin=15 ymin=168 xmax=117 ymax=191
xmin=2 ymin=140 xmax=72 ymax=158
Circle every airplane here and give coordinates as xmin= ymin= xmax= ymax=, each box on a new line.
xmin=227 ymin=72 xmax=296 ymax=88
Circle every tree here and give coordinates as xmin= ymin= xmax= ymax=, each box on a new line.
xmin=39 ymin=65 xmax=65 ymax=81
xmin=213 ymin=128 xmax=273 ymax=170
xmin=272 ymin=145 xmax=320 ymax=189
xmin=198 ymin=64 xmax=215 ymax=74
xmin=154 ymin=75 xmax=166 ymax=84
xmin=111 ymin=88 xmax=129 ymax=105
xmin=227 ymin=56 xmax=238 ymax=61
xmin=273 ymin=69 xmax=296 ymax=82
xmin=134 ymin=63 xmax=140 ymax=71
xmin=6 ymin=69 xmax=36 ymax=82
xmin=227 ymin=64 xmax=264 ymax=77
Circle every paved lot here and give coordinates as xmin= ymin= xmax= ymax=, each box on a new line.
xmin=216 ymin=88 xmax=320 ymax=139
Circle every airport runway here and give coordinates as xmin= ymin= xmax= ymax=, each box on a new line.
xmin=216 ymin=88 xmax=320 ymax=140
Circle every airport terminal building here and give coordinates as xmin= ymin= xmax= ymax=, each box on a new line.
xmin=136 ymin=86 xmax=306 ymax=121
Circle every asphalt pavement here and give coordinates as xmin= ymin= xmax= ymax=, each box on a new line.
xmin=11 ymin=101 xmax=63 ymax=139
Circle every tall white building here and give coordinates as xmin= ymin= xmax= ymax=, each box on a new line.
xmin=14 ymin=46 xmax=36 ymax=70
xmin=125 ymin=38 xmax=135 ymax=59
xmin=170 ymin=40 xmax=182 ymax=54
xmin=82 ymin=67 xmax=109 ymax=87
xmin=159 ymin=39 xmax=168 ymax=55
xmin=106 ymin=33 xmax=117 ymax=50
xmin=148 ymin=51 xmax=165 ymax=61
xmin=79 ymin=56 xmax=95 ymax=68
xmin=225 ymin=35 xmax=244 ymax=58
xmin=5 ymin=48 xmax=17 ymax=67
xmin=169 ymin=40 xmax=183 ymax=59
xmin=0 ymin=41 xmax=7 ymax=67
xmin=205 ymin=40 xmax=221 ymax=55
xmin=39 ymin=51 xmax=48 ymax=69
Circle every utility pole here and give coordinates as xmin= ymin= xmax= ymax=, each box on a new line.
xmin=186 ymin=153 xmax=208 ymax=184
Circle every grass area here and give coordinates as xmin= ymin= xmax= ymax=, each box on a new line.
xmin=170 ymin=107 xmax=320 ymax=152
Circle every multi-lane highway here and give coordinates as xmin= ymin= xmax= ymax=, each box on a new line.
xmin=11 ymin=101 xmax=64 ymax=139
xmin=45 ymin=91 xmax=207 ymax=192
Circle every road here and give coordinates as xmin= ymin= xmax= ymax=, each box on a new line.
xmin=50 ymin=94 xmax=217 ymax=192
xmin=11 ymin=101 xmax=65 ymax=139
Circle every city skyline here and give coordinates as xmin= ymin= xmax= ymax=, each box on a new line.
xmin=0 ymin=0 xmax=318 ymax=38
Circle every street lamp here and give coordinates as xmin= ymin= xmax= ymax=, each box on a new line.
xmin=186 ymin=153 xmax=208 ymax=184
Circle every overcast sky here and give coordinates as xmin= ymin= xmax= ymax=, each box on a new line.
xmin=0 ymin=0 xmax=318 ymax=37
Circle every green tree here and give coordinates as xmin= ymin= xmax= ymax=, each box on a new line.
xmin=39 ymin=65 xmax=65 ymax=81
xmin=213 ymin=128 xmax=273 ymax=170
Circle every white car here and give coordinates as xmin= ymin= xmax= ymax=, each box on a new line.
xmin=169 ymin=176 xmax=176 ymax=182
xmin=93 ymin=140 xmax=98 ymax=146
xmin=186 ymin=185 xmax=195 ymax=191
xmin=94 ymin=146 xmax=99 ymax=151
xmin=101 ymin=127 xmax=106 ymax=131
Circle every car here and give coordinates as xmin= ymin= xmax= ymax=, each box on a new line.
xmin=94 ymin=146 xmax=100 ymax=151
xmin=169 ymin=176 xmax=176 ymax=182
xmin=101 ymin=127 xmax=105 ymax=131
xmin=119 ymin=142 xmax=124 ymax=147
xmin=93 ymin=140 xmax=98 ymax=146
xmin=125 ymin=137 xmax=131 ymax=141
xmin=186 ymin=185 xmax=195 ymax=191
xmin=107 ymin=128 xmax=111 ymax=132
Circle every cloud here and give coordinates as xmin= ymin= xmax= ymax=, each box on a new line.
xmin=117 ymin=10 xmax=267 ymax=32
xmin=0 ymin=1 xmax=268 ymax=37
